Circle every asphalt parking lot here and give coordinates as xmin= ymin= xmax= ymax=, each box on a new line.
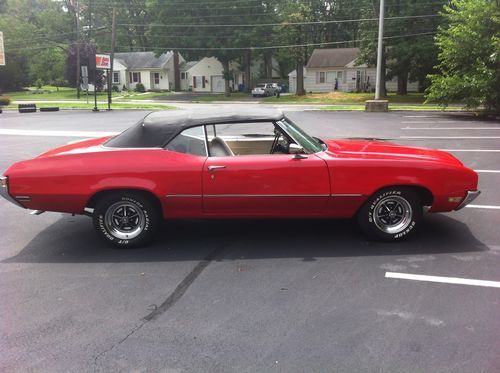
xmin=1 ymin=108 xmax=499 ymax=372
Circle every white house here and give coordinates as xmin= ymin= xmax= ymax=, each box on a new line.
xmin=288 ymin=48 xmax=419 ymax=94
xmin=112 ymin=51 xmax=185 ymax=91
xmin=180 ymin=57 xmax=244 ymax=93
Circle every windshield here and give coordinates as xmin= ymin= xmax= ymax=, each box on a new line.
xmin=278 ymin=118 xmax=323 ymax=154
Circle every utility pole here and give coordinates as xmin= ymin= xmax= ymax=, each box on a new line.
xmin=173 ymin=50 xmax=180 ymax=91
xmin=375 ymin=0 xmax=385 ymax=100
xmin=365 ymin=0 xmax=388 ymax=111
xmin=108 ymin=6 xmax=116 ymax=110
xmin=75 ymin=0 xmax=81 ymax=99
xmin=88 ymin=0 xmax=92 ymax=39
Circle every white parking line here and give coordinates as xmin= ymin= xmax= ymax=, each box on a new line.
xmin=385 ymin=272 xmax=500 ymax=288
xmin=0 ymin=129 xmax=118 ymax=138
xmin=465 ymin=205 xmax=500 ymax=210
xmin=402 ymin=115 xmax=443 ymax=118
xmin=401 ymin=121 xmax=465 ymax=124
xmin=440 ymin=149 xmax=500 ymax=152
xmin=474 ymin=170 xmax=500 ymax=173
xmin=402 ymin=127 xmax=500 ymax=130
xmin=401 ymin=136 xmax=500 ymax=139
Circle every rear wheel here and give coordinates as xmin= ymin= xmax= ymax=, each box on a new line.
xmin=93 ymin=192 xmax=160 ymax=248
xmin=357 ymin=188 xmax=422 ymax=241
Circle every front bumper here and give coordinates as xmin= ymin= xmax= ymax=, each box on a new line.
xmin=455 ymin=190 xmax=481 ymax=210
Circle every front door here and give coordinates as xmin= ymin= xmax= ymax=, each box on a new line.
xmin=202 ymin=154 xmax=330 ymax=217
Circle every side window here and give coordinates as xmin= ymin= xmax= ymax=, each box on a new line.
xmin=165 ymin=126 xmax=207 ymax=156
xmin=205 ymin=122 xmax=290 ymax=156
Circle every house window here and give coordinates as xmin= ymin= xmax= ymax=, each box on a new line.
xmin=154 ymin=72 xmax=160 ymax=84
xmin=180 ymin=72 xmax=186 ymax=80
xmin=337 ymin=71 xmax=343 ymax=81
xmin=317 ymin=71 xmax=326 ymax=83
xmin=326 ymin=72 xmax=336 ymax=83
xmin=113 ymin=72 xmax=120 ymax=84
xmin=129 ymin=72 xmax=141 ymax=83
xmin=194 ymin=76 xmax=204 ymax=89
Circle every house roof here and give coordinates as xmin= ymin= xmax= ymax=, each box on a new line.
xmin=180 ymin=60 xmax=199 ymax=72
xmin=114 ymin=51 xmax=174 ymax=69
xmin=306 ymin=48 xmax=359 ymax=68
xmin=105 ymin=108 xmax=285 ymax=148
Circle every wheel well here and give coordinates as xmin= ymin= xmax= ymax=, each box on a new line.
xmin=373 ymin=185 xmax=434 ymax=206
xmin=86 ymin=189 xmax=163 ymax=213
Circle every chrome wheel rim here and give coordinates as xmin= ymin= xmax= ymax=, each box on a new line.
xmin=373 ymin=195 xmax=413 ymax=234
xmin=104 ymin=202 xmax=145 ymax=240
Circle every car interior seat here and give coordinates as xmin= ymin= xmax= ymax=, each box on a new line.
xmin=209 ymin=137 xmax=234 ymax=157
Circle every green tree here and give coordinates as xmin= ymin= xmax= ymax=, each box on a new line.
xmin=358 ymin=0 xmax=447 ymax=94
xmin=29 ymin=48 xmax=66 ymax=84
xmin=426 ymin=0 xmax=500 ymax=112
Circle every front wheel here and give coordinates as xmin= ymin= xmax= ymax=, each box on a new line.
xmin=357 ymin=188 xmax=422 ymax=241
xmin=93 ymin=192 xmax=160 ymax=248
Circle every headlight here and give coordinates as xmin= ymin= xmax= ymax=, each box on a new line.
xmin=0 ymin=176 xmax=7 ymax=189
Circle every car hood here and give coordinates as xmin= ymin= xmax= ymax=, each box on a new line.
xmin=324 ymin=139 xmax=463 ymax=166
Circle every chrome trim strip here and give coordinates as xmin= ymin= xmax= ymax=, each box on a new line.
xmin=202 ymin=124 xmax=209 ymax=157
xmin=15 ymin=196 xmax=32 ymax=201
xmin=455 ymin=190 xmax=481 ymax=210
xmin=165 ymin=194 xmax=362 ymax=198
xmin=203 ymin=194 xmax=331 ymax=198
xmin=331 ymin=194 xmax=363 ymax=197
xmin=165 ymin=194 xmax=202 ymax=198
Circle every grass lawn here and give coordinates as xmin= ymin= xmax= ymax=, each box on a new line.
xmin=318 ymin=104 xmax=465 ymax=111
xmin=264 ymin=92 xmax=428 ymax=104
xmin=191 ymin=92 xmax=250 ymax=102
xmin=5 ymin=101 xmax=176 ymax=110
xmin=3 ymin=85 xmax=173 ymax=102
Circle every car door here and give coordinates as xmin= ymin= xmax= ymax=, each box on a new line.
xmin=202 ymin=120 xmax=331 ymax=219
xmin=203 ymin=154 xmax=330 ymax=217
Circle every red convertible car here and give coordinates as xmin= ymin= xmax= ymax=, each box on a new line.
xmin=1 ymin=109 xmax=480 ymax=247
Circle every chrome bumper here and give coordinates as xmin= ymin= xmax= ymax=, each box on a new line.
xmin=0 ymin=176 xmax=25 ymax=208
xmin=455 ymin=190 xmax=481 ymax=210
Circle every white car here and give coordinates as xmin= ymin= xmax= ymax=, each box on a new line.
xmin=252 ymin=83 xmax=274 ymax=97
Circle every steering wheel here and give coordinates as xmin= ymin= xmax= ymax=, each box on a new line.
xmin=270 ymin=129 xmax=289 ymax=154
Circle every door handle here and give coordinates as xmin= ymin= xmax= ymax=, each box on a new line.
xmin=208 ymin=165 xmax=226 ymax=171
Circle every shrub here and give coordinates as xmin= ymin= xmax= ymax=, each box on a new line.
xmin=135 ymin=83 xmax=145 ymax=92
xmin=122 ymin=84 xmax=127 ymax=92
xmin=112 ymin=85 xmax=120 ymax=92
xmin=35 ymin=78 xmax=44 ymax=89
xmin=0 ymin=95 xmax=11 ymax=106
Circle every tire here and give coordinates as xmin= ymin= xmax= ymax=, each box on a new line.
xmin=357 ymin=188 xmax=422 ymax=241
xmin=93 ymin=192 xmax=160 ymax=248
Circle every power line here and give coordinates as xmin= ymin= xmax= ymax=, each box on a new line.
xmin=111 ymin=31 xmax=438 ymax=52
xmin=118 ymin=14 xmax=440 ymax=28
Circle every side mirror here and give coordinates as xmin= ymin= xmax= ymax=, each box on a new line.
xmin=289 ymin=143 xmax=304 ymax=154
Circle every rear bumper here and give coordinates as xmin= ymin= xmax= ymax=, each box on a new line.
xmin=455 ymin=190 xmax=481 ymax=210
xmin=0 ymin=176 xmax=25 ymax=208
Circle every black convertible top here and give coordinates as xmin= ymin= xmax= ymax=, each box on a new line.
xmin=105 ymin=108 xmax=284 ymax=148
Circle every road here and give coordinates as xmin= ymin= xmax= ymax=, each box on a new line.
xmin=1 ymin=108 xmax=499 ymax=373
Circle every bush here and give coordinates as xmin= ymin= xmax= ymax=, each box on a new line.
xmin=0 ymin=95 xmax=11 ymax=106
xmin=122 ymin=84 xmax=127 ymax=92
xmin=112 ymin=85 xmax=120 ymax=92
xmin=35 ymin=78 xmax=44 ymax=89
xmin=135 ymin=83 xmax=145 ymax=93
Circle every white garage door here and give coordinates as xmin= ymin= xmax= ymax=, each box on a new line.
xmin=211 ymin=75 xmax=225 ymax=93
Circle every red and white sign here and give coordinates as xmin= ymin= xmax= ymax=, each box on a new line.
xmin=95 ymin=54 xmax=110 ymax=69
